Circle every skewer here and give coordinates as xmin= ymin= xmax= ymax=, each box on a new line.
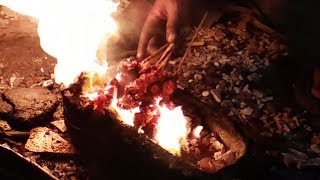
xmin=156 ymin=43 xmax=174 ymax=66
xmin=178 ymin=11 xmax=208 ymax=72
xmin=159 ymin=49 xmax=173 ymax=71
xmin=141 ymin=43 xmax=170 ymax=64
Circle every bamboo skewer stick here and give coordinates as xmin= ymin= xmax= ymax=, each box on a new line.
xmin=156 ymin=43 xmax=174 ymax=66
xmin=159 ymin=49 xmax=173 ymax=71
xmin=141 ymin=43 xmax=170 ymax=63
xmin=178 ymin=11 xmax=208 ymax=72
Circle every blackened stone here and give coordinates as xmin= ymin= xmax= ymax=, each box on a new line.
xmin=3 ymin=87 xmax=58 ymax=127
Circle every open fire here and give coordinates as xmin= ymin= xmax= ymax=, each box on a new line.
xmin=1 ymin=0 xmax=245 ymax=174
xmin=1 ymin=0 xmax=195 ymax=156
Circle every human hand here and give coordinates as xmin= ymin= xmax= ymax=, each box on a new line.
xmin=137 ymin=0 xmax=183 ymax=58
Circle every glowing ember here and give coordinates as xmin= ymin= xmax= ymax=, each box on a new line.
xmin=155 ymin=98 xmax=188 ymax=156
xmin=1 ymin=0 xmax=118 ymax=88
xmin=193 ymin=126 xmax=203 ymax=138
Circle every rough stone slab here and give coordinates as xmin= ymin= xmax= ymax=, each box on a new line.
xmin=3 ymin=87 xmax=58 ymax=127
xmin=25 ymin=127 xmax=76 ymax=154
xmin=0 ymin=120 xmax=11 ymax=131
xmin=50 ymin=120 xmax=67 ymax=133
xmin=0 ymin=96 xmax=13 ymax=116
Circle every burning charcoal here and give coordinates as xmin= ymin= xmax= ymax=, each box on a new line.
xmin=51 ymin=120 xmax=67 ymax=133
xmin=2 ymin=87 xmax=58 ymax=127
xmin=25 ymin=127 xmax=76 ymax=154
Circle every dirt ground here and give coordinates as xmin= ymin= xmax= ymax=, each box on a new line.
xmin=0 ymin=6 xmax=55 ymax=90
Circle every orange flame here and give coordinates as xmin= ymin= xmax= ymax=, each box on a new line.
xmin=110 ymin=87 xmax=140 ymax=127
xmin=2 ymin=0 xmax=190 ymax=156
xmin=193 ymin=126 xmax=203 ymax=138
xmin=1 ymin=0 xmax=118 ymax=88
xmin=155 ymin=98 xmax=188 ymax=156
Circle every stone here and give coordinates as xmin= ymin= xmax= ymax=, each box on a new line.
xmin=207 ymin=45 xmax=219 ymax=51
xmin=0 ymin=120 xmax=11 ymax=131
xmin=311 ymin=135 xmax=320 ymax=145
xmin=240 ymin=107 xmax=254 ymax=116
xmin=2 ymin=87 xmax=58 ymax=127
xmin=194 ymin=74 xmax=203 ymax=80
xmin=202 ymin=91 xmax=210 ymax=97
xmin=214 ymin=151 xmax=222 ymax=160
xmin=221 ymin=100 xmax=233 ymax=109
xmin=9 ymin=74 xmax=17 ymax=87
xmin=311 ymin=144 xmax=320 ymax=154
xmin=248 ymin=64 xmax=258 ymax=72
xmin=210 ymin=89 xmax=221 ymax=103
xmin=247 ymin=73 xmax=260 ymax=82
xmin=25 ymin=127 xmax=76 ymax=154
xmin=243 ymin=84 xmax=250 ymax=93
xmin=42 ymin=80 xmax=54 ymax=87
xmin=261 ymin=96 xmax=274 ymax=102
xmin=0 ymin=96 xmax=13 ymax=116
xmin=51 ymin=120 xmax=67 ymax=133
xmin=252 ymin=89 xmax=264 ymax=98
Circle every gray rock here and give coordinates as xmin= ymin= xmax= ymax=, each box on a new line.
xmin=3 ymin=87 xmax=58 ymax=127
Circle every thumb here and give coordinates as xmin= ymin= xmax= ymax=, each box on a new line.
xmin=166 ymin=2 xmax=179 ymax=43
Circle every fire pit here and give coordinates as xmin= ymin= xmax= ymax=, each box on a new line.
xmin=62 ymin=53 xmax=246 ymax=179
xmin=0 ymin=1 xmax=250 ymax=178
